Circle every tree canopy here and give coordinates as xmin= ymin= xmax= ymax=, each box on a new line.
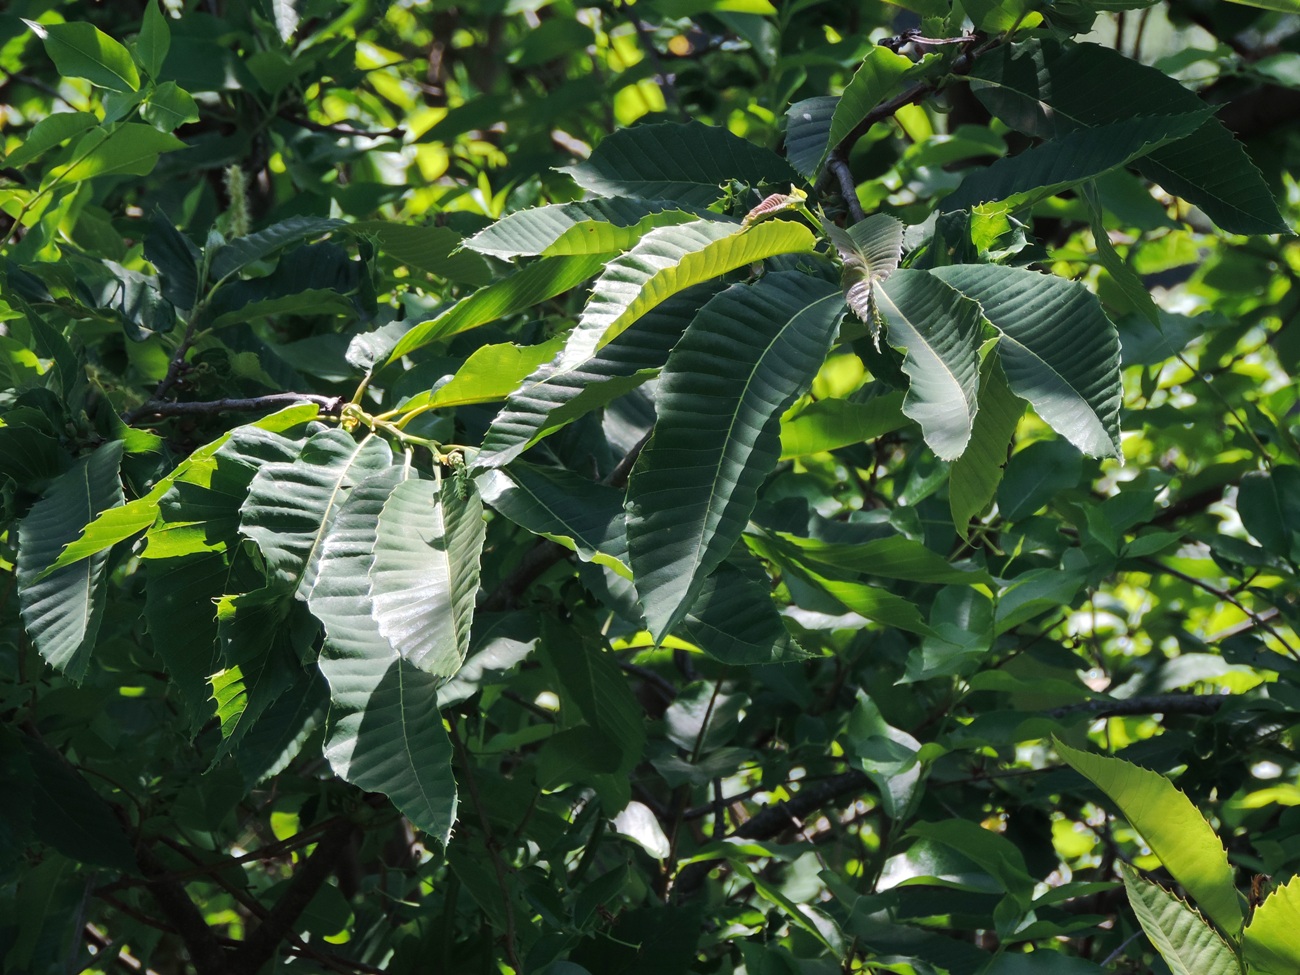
xmin=2 ymin=0 xmax=1300 ymax=973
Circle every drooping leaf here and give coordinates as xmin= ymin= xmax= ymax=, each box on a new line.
xmin=209 ymin=590 xmax=302 ymax=755
xmin=540 ymin=619 xmax=646 ymax=778
xmin=943 ymin=112 xmax=1211 ymax=212
xmin=779 ymin=391 xmax=908 ymax=459
xmin=24 ymin=20 xmax=139 ymax=92
xmin=16 ymin=442 xmax=124 ymax=682
xmin=562 ymin=120 xmax=799 ymax=205
xmin=308 ymin=466 xmax=457 ymax=841
xmin=474 ymin=284 xmax=721 ymax=471
xmin=558 ymin=218 xmax=818 ymax=370
xmin=234 ymin=669 xmax=328 ymax=786
xmin=1082 ymin=180 xmax=1161 ymax=326
xmin=145 ymin=210 xmax=202 ymax=310
xmin=145 ymin=552 xmax=225 ymax=730
xmin=968 ymin=39 xmax=1287 ymax=234
xmin=875 ymin=269 xmax=982 ymax=460
xmin=628 ymin=272 xmax=844 ymax=641
xmin=1243 ymin=875 xmax=1300 ymax=974
xmin=239 ymin=429 xmax=393 ymax=599
xmin=466 ymin=199 xmax=705 ymax=260
xmin=385 ymin=253 xmax=607 ymax=364
xmin=475 ymin=463 xmax=629 ymax=574
xmin=1055 ymin=739 xmax=1243 ymax=936
xmin=949 ymin=356 xmax=1024 ymax=535
xmin=932 ymin=264 xmax=1121 ymax=458
xmin=1121 ymin=865 xmax=1241 ymax=975
xmin=369 ymin=475 xmax=486 ymax=678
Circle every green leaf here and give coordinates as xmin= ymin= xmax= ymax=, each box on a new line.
xmin=145 ymin=209 xmax=202 ymax=310
xmin=394 ymin=337 xmax=565 ymax=415
xmin=210 ymin=590 xmax=301 ymax=753
xmin=386 ymin=254 xmax=607 ymax=364
xmin=1055 ymin=739 xmax=1244 ymax=936
xmin=346 ymin=221 xmax=492 ymax=286
xmin=943 ymin=112 xmax=1211 ymax=212
xmin=137 ymin=1 xmax=171 ymax=78
xmin=949 ymin=356 xmax=1024 ymax=535
xmin=474 ymin=284 xmax=719 ymax=471
xmin=239 ymin=429 xmax=393 ymax=598
xmin=466 ymin=199 xmax=705 ymax=260
xmin=780 ymin=392 xmax=907 ymax=459
xmin=540 ymin=619 xmax=646 ymax=778
xmin=1243 ymin=875 xmax=1300 ymax=974
xmin=678 ymin=559 xmax=809 ymax=665
xmin=1224 ymin=0 xmax=1300 ymax=12
xmin=475 ymin=463 xmax=629 ymax=574
xmin=1121 ymin=865 xmax=1242 ymax=975
xmin=1237 ymin=467 xmax=1300 ymax=562
xmin=909 ymin=820 xmax=1035 ymax=906
xmin=875 ymin=269 xmax=983 ymax=460
xmin=146 ymin=424 xmax=306 ymax=560
xmin=3 ymin=111 xmax=97 ymax=169
xmin=785 ymin=96 xmax=838 ymax=180
xmin=558 ymin=219 xmax=818 ymax=370
xmin=770 ymin=532 xmax=992 ymax=585
xmin=16 ymin=443 xmax=124 ymax=682
xmin=209 ymin=216 xmax=347 ymax=281
xmin=933 ymin=264 xmax=1122 ymax=457
xmin=369 ymin=475 xmax=486 ymax=678
xmin=969 ymin=39 xmax=1287 ymax=234
xmin=234 ymin=669 xmax=328 ymax=786
xmin=25 ymin=20 xmax=140 ymax=92
xmin=51 ymin=407 xmax=318 ymax=572
xmin=828 ymin=46 xmax=916 ymax=153
xmin=628 ymin=272 xmax=843 ymax=641
xmin=307 ymin=467 xmax=458 ymax=841
xmin=45 ymin=124 xmax=186 ymax=183
xmin=141 ymin=81 xmax=199 ymax=131
xmin=21 ymin=737 xmax=138 ymax=873
xmin=1082 ymin=180 xmax=1161 ymax=326
xmin=145 ymin=553 xmax=225 ymax=730
xmin=562 ymin=120 xmax=799 ymax=206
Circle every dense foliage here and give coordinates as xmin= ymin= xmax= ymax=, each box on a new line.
xmin=3 ymin=0 xmax=1300 ymax=972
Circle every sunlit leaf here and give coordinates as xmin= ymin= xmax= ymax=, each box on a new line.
xmin=1121 ymin=865 xmax=1241 ymax=975
xmin=1055 ymin=740 xmax=1243 ymax=936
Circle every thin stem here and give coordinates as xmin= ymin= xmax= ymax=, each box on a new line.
xmin=1141 ymin=557 xmax=1300 ymax=660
